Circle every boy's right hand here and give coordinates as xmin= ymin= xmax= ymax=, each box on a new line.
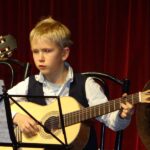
xmin=13 ymin=113 xmax=39 ymax=137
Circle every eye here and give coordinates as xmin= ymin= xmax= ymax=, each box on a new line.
xmin=32 ymin=49 xmax=39 ymax=54
xmin=42 ymin=48 xmax=53 ymax=53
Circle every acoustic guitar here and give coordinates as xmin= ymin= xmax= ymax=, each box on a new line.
xmin=1 ymin=89 xmax=150 ymax=150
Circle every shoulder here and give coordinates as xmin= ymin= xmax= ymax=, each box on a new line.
xmin=8 ymin=74 xmax=38 ymax=92
xmin=85 ymin=76 xmax=106 ymax=97
xmin=7 ymin=76 xmax=30 ymax=94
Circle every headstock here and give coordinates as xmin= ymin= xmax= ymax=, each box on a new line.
xmin=0 ymin=34 xmax=17 ymax=60
xmin=141 ymin=90 xmax=150 ymax=103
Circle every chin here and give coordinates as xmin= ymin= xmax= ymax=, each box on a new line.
xmin=40 ymin=70 xmax=50 ymax=76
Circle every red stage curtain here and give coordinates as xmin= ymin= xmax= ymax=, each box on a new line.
xmin=0 ymin=0 xmax=149 ymax=149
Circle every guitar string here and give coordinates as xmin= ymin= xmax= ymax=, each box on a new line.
xmin=14 ymin=94 xmax=139 ymax=134
xmin=45 ymin=93 xmax=139 ymax=128
xmin=16 ymin=91 xmax=148 ymax=135
xmin=63 ymin=94 xmax=139 ymax=126
xmin=46 ymin=94 xmax=140 ymax=127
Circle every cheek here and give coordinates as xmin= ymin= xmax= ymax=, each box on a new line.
xmin=51 ymin=52 xmax=63 ymax=62
xmin=32 ymin=55 xmax=39 ymax=66
xmin=49 ymin=56 xmax=61 ymax=65
xmin=48 ymin=56 xmax=62 ymax=68
xmin=32 ymin=55 xmax=37 ymax=62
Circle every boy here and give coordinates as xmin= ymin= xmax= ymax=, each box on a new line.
xmin=8 ymin=17 xmax=134 ymax=150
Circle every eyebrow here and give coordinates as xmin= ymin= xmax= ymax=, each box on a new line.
xmin=31 ymin=48 xmax=54 ymax=51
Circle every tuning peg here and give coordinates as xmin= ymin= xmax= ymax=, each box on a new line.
xmin=5 ymin=47 xmax=9 ymax=51
xmin=0 ymin=53 xmax=5 ymax=58
xmin=7 ymin=51 xmax=12 ymax=57
xmin=0 ymin=36 xmax=5 ymax=44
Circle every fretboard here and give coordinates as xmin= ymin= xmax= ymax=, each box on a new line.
xmin=63 ymin=92 xmax=140 ymax=127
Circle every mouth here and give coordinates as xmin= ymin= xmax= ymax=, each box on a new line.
xmin=38 ymin=65 xmax=46 ymax=69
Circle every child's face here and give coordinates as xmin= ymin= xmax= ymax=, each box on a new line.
xmin=30 ymin=38 xmax=69 ymax=78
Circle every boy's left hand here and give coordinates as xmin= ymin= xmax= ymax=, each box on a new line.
xmin=120 ymin=102 xmax=134 ymax=119
xmin=119 ymin=94 xmax=134 ymax=119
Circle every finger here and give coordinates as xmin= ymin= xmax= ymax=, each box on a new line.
xmin=120 ymin=105 xmax=134 ymax=119
xmin=122 ymin=93 xmax=127 ymax=97
xmin=30 ymin=121 xmax=40 ymax=132
xmin=120 ymin=107 xmax=131 ymax=117
xmin=123 ymin=102 xmax=134 ymax=115
xmin=22 ymin=121 xmax=38 ymax=136
xmin=120 ymin=102 xmax=133 ymax=110
xmin=120 ymin=111 xmax=128 ymax=118
xmin=120 ymin=103 xmax=128 ymax=109
xmin=26 ymin=117 xmax=40 ymax=132
xmin=125 ymin=102 xmax=134 ymax=109
xmin=23 ymin=129 xmax=36 ymax=138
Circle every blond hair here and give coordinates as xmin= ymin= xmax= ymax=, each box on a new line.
xmin=30 ymin=17 xmax=73 ymax=48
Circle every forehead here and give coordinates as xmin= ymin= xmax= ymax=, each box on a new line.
xmin=30 ymin=38 xmax=59 ymax=50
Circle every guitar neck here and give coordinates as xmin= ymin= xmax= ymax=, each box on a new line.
xmin=63 ymin=92 xmax=140 ymax=127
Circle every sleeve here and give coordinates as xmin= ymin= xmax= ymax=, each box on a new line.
xmin=7 ymin=77 xmax=29 ymax=118
xmin=85 ymin=77 xmax=131 ymax=131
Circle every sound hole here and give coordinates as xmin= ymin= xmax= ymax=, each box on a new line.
xmin=43 ymin=116 xmax=59 ymax=133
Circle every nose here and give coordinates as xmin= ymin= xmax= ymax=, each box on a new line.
xmin=39 ymin=51 xmax=45 ymax=62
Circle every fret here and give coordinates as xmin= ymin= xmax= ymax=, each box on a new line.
xmin=84 ymin=109 xmax=87 ymax=120
xmin=113 ymin=99 xmax=116 ymax=110
xmin=130 ymin=94 xmax=133 ymax=103
xmin=103 ymin=103 xmax=105 ymax=115
xmin=76 ymin=111 xmax=79 ymax=123
xmin=90 ymin=107 xmax=92 ymax=119
xmin=105 ymin=102 xmax=108 ymax=113
xmin=70 ymin=112 xmax=73 ymax=126
xmin=81 ymin=109 xmax=84 ymax=121
xmin=86 ymin=109 xmax=89 ymax=120
xmin=132 ymin=94 xmax=133 ymax=104
xmin=71 ymin=111 xmax=76 ymax=125
xmin=77 ymin=112 xmax=80 ymax=123
xmin=69 ymin=113 xmax=71 ymax=126
xmin=98 ymin=105 xmax=101 ymax=114
xmin=117 ymin=99 xmax=120 ymax=109
xmin=65 ymin=113 xmax=69 ymax=126
xmin=67 ymin=114 xmax=70 ymax=126
xmin=63 ymin=116 xmax=66 ymax=126
xmin=103 ymin=103 xmax=105 ymax=112
xmin=76 ymin=112 xmax=78 ymax=124
xmin=110 ymin=100 xmax=114 ymax=112
xmin=75 ymin=112 xmax=78 ymax=124
xmin=78 ymin=110 xmax=81 ymax=122
xmin=94 ymin=106 xmax=96 ymax=117
xmin=108 ymin=102 xmax=110 ymax=112
xmin=73 ymin=113 xmax=75 ymax=125
xmin=134 ymin=93 xmax=140 ymax=104
xmin=70 ymin=112 xmax=73 ymax=125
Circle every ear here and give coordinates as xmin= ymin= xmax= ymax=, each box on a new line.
xmin=62 ymin=47 xmax=70 ymax=61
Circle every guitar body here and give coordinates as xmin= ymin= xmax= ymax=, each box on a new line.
xmin=0 ymin=97 xmax=90 ymax=150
